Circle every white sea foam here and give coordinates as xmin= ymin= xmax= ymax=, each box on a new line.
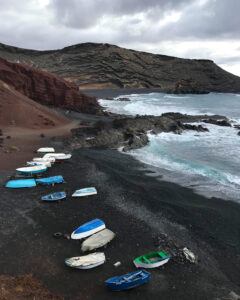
xmin=99 ymin=92 xmax=240 ymax=201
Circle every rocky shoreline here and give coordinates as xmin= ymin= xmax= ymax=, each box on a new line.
xmin=68 ymin=112 xmax=231 ymax=152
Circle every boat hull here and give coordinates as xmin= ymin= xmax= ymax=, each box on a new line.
xmin=5 ymin=179 xmax=36 ymax=188
xmin=71 ymin=224 xmax=105 ymax=240
xmin=65 ymin=253 xmax=105 ymax=269
xmin=36 ymin=176 xmax=64 ymax=185
xmin=81 ymin=229 xmax=115 ymax=252
xmin=134 ymin=258 xmax=170 ymax=268
xmin=72 ymin=187 xmax=97 ymax=197
xmin=105 ymin=270 xmax=151 ymax=291
xmin=41 ymin=192 xmax=66 ymax=202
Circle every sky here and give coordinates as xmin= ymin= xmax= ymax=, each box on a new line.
xmin=0 ymin=0 xmax=240 ymax=75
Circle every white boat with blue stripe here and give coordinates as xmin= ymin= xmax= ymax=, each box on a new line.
xmin=71 ymin=219 xmax=106 ymax=240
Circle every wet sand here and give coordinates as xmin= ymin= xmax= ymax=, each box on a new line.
xmin=0 ymin=147 xmax=240 ymax=299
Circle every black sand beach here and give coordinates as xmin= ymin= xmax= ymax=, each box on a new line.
xmin=0 ymin=147 xmax=240 ymax=299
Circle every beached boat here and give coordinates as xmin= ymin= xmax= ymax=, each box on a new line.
xmin=27 ymin=161 xmax=51 ymax=168
xmin=36 ymin=175 xmax=64 ymax=186
xmin=16 ymin=165 xmax=47 ymax=175
xmin=33 ymin=157 xmax=56 ymax=163
xmin=37 ymin=147 xmax=55 ymax=153
xmin=105 ymin=270 xmax=151 ymax=291
xmin=81 ymin=229 xmax=115 ymax=252
xmin=72 ymin=187 xmax=97 ymax=197
xmin=71 ymin=218 xmax=106 ymax=240
xmin=41 ymin=191 xmax=66 ymax=202
xmin=65 ymin=253 xmax=105 ymax=269
xmin=133 ymin=251 xmax=171 ymax=268
xmin=43 ymin=153 xmax=72 ymax=160
xmin=5 ymin=179 xmax=36 ymax=188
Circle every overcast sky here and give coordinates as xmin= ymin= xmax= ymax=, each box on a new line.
xmin=0 ymin=0 xmax=240 ymax=75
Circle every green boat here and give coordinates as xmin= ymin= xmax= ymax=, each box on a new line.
xmin=133 ymin=251 xmax=171 ymax=269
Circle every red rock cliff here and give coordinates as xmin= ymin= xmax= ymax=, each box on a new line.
xmin=0 ymin=57 xmax=100 ymax=114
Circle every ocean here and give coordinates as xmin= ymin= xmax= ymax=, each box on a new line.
xmin=99 ymin=93 xmax=240 ymax=202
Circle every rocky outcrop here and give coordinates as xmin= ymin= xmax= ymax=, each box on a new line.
xmin=203 ymin=118 xmax=232 ymax=127
xmin=0 ymin=42 xmax=240 ymax=93
xmin=0 ymin=57 xmax=100 ymax=114
xmin=167 ymin=79 xmax=210 ymax=94
xmin=69 ymin=114 xmax=227 ymax=151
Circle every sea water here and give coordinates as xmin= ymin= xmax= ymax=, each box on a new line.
xmin=99 ymin=93 xmax=240 ymax=202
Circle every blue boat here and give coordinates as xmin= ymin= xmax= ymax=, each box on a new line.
xmin=105 ymin=270 xmax=151 ymax=291
xmin=41 ymin=191 xmax=66 ymax=202
xmin=36 ymin=175 xmax=64 ymax=186
xmin=71 ymin=219 xmax=106 ymax=240
xmin=5 ymin=179 xmax=36 ymax=189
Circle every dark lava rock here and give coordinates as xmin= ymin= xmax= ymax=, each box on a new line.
xmin=167 ymin=79 xmax=210 ymax=94
xmin=116 ymin=97 xmax=131 ymax=101
xmin=203 ymin=118 xmax=232 ymax=127
xmin=70 ymin=113 xmax=228 ymax=151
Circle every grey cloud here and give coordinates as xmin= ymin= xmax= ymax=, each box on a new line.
xmin=49 ymin=0 xmax=192 ymax=29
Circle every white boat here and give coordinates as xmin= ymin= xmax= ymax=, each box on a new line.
xmin=72 ymin=187 xmax=97 ymax=197
xmin=81 ymin=229 xmax=115 ymax=252
xmin=65 ymin=253 xmax=105 ymax=269
xmin=43 ymin=153 xmax=72 ymax=160
xmin=33 ymin=157 xmax=56 ymax=163
xmin=16 ymin=165 xmax=47 ymax=174
xmin=27 ymin=161 xmax=52 ymax=168
xmin=37 ymin=147 xmax=55 ymax=153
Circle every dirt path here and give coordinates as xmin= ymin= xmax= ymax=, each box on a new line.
xmin=0 ymin=120 xmax=79 ymax=171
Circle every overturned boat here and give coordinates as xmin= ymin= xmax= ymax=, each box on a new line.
xmin=72 ymin=187 xmax=97 ymax=197
xmin=81 ymin=229 xmax=115 ymax=252
xmin=36 ymin=175 xmax=64 ymax=186
xmin=5 ymin=179 xmax=36 ymax=188
xmin=16 ymin=165 xmax=47 ymax=175
xmin=133 ymin=251 xmax=171 ymax=269
xmin=37 ymin=147 xmax=55 ymax=153
xmin=27 ymin=161 xmax=51 ymax=168
xmin=71 ymin=219 xmax=105 ymax=240
xmin=105 ymin=270 xmax=151 ymax=291
xmin=41 ymin=191 xmax=66 ymax=202
xmin=43 ymin=153 xmax=72 ymax=160
xmin=33 ymin=157 xmax=56 ymax=164
xmin=65 ymin=253 xmax=105 ymax=269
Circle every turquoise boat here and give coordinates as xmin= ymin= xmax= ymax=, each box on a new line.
xmin=5 ymin=179 xmax=36 ymax=188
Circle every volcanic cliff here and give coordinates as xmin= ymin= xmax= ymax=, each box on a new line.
xmin=0 ymin=57 xmax=100 ymax=114
xmin=0 ymin=42 xmax=240 ymax=93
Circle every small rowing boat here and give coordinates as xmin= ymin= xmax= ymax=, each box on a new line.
xmin=43 ymin=153 xmax=72 ymax=160
xmin=37 ymin=147 xmax=55 ymax=153
xmin=71 ymin=219 xmax=105 ymax=240
xmin=65 ymin=253 xmax=105 ymax=269
xmin=72 ymin=187 xmax=97 ymax=197
xmin=16 ymin=165 xmax=47 ymax=175
xmin=105 ymin=270 xmax=151 ymax=291
xmin=36 ymin=175 xmax=64 ymax=186
xmin=5 ymin=179 xmax=36 ymax=188
xmin=41 ymin=191 xmax=66 ymax=202
xmin=133 ymin=251 xmax=171 ymax=269
xmin=81 ymin=229 xmax=115 ymax=252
